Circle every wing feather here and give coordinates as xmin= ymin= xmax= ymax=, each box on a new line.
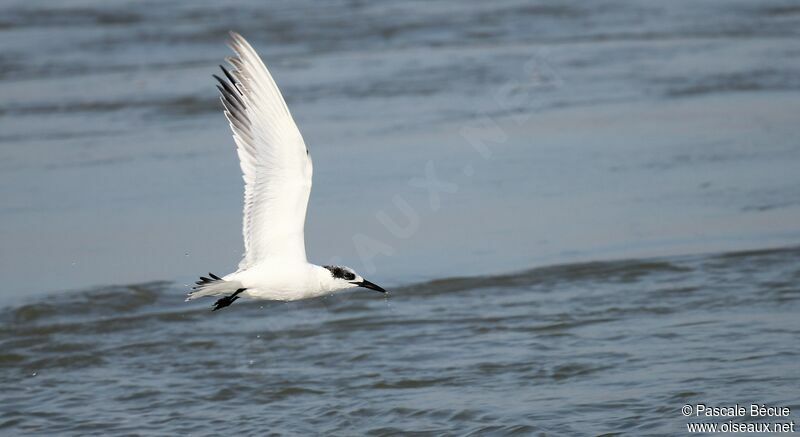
xmin=216 ymin=32 xmax=312 ymax=268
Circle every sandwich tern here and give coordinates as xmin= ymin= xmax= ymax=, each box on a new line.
xmin=187 ymin=32 xmax=386 ymax=310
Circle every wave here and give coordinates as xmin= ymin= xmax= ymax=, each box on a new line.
xmin=3 ymin=244 xmax=797 ymax=326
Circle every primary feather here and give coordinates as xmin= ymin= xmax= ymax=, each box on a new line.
xmin=217 ymin=31 xmax=313 ymax=269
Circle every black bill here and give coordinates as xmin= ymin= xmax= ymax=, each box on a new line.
xmin=353 ymin=279 xmax=387 ymax=293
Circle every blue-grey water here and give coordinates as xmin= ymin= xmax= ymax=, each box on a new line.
xmin=2 ymin=247 xmax=800 ymax=434
xmin=1 ymin=0 xmax=800 ymax=435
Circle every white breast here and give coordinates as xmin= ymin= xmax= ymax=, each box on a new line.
xmin=230 ymin=263 xmax=329 ymax=301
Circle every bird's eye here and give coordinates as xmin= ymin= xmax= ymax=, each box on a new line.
xmin=324 ymin=265 xmax=355 ymax=280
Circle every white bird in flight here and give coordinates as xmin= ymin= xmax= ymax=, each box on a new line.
xmin=187 ymin=32 xmax=386 ymax=310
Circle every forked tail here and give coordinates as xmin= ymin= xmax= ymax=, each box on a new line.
xmin=186 ymin=273 xmax=244 ymax=301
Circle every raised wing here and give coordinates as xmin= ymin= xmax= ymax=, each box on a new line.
xmin=215 ymin=32 xmax=312 ymax=267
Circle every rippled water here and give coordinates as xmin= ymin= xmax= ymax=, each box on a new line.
xmin=2 ymin=246 xmax=799 ymax=434
xmin=2 ymin=0 xmax=800 ymax=295
xmin=2 ymin=0 xmax=800 ymax=434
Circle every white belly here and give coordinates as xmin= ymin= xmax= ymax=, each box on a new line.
xmin=228 ymin=263 xmax=328 ymax=301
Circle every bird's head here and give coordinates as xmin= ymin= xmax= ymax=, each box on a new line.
xmin=322 ymin=265 xmax=386 ymax=294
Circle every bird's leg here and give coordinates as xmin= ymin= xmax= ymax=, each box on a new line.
xmin=212 ymin=288 xmax=246 ymax=311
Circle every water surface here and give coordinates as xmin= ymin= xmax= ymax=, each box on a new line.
xmin=1 ymin=0 xmax=799 ymax=296
xmin=1 ymin=1 xmax=800 ymax=434
xmin=2 ymin=246 xmax=799 ymax=434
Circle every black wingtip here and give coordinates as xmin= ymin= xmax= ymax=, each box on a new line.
xmin=219 ymin=65 xmax=239 ymax=89
xmin=195 ymin=273 xmax=224 ymax=287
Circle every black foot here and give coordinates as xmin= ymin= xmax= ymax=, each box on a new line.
xmin=212 ymin=288 xmax=246 ymax=311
